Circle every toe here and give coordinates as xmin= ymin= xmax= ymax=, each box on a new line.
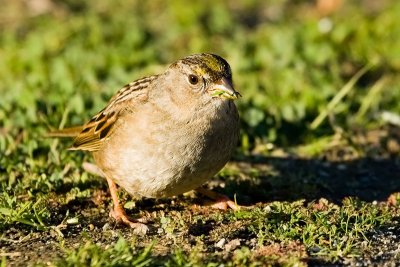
xmin=129 ymin=222 xmax=149 ymax=235
xmin=210 ymin=201 xmax=228 ymax=210
xmin=210 ymin=198 xmax=240 ymax=210
xmin=109 ymin=208 xmax=148 ymax=234
xmin=196 ymin=187 xmax=240 ymax=210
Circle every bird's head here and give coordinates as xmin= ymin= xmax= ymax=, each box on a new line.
xmin=166 ymin=53 xmax=241 ymax=102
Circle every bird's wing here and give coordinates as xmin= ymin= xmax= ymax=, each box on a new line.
xmin=47 ymin=126 xmax=84 ymax=138
xmin=56 ymin=75 xmax=158 ymax=152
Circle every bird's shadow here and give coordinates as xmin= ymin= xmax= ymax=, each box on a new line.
xmin=220 ymin=154 xmax=400 ymax=205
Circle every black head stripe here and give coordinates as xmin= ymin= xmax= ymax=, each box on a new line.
xmin=179 ymin=53 xmax=232 ymax=82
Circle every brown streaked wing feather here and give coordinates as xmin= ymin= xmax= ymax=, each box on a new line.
xmin=70 ymin=75 xmax=158 ymax=151
xmin=70 ymin=110 xmax=118 ymax=151
xmin=46 ymin=126 xmax=84 ymax=138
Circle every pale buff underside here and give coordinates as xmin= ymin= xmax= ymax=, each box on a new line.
xmin=93 ymin=98 xmax=239 ymax=198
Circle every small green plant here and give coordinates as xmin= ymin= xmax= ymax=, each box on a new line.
xmin=0 ymin=190 xmax=49 ymax=230
xmin=237 ymin=199 xmax=392 ymax=261
xmin=58 ymin=238 xmax=153 ymax=267
xmin=1 ymin=0 xmax=400 ymax=266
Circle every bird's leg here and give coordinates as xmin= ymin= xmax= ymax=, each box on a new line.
xmin=82 ymin=162 xmax=148 ymax=234
xmin=195 ymin=187 xmax=239 ymax=210
xmin=105 ymin=177 xmax=147 ymax=231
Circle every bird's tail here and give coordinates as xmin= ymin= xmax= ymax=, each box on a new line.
xmin=46 ymin=126 xmax=83 ymax=138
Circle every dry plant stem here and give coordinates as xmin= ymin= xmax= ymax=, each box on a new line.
xmin=310 ymin=62 xmax=374 ymax=130
xmin=355 ymin=76 xmax=388 ymax=120
xmin=196 ymin=187 xmax=239 ymax=210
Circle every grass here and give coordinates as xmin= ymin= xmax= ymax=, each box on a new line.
xmin=1 ymin=0 xmax=400 ymax=266
xmin=55 ymin=239 xmax=153 ymax=267
xmin=0 ymin=192 xmax=50 ymax=231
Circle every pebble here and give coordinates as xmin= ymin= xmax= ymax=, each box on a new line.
xmin=102 ymin=223 xmax=111 ymax=231
xmin=225 ymin=239 xmax=241 ymax=251
xmin=215 ymin=238 xmax=226 ymax=249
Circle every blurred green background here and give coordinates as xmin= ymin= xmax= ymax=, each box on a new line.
xmin=0 ymin=0 xmax=400 ymax=154
xmin=1 ymin=1 xmax=400 ymax=265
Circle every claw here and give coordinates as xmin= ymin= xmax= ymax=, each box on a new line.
xmin=109 ymin=207 xmax=148 ymax=235
xmin=105 ymin=174 xmax=149 ymax=234
xmin=196 ymin=187 xmax=240 ymax=210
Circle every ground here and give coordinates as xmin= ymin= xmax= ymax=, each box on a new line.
xmin=2 ymin=126 xmax=400 ymax=266
xmin=1 ymin=0 xmax=400 ymax=266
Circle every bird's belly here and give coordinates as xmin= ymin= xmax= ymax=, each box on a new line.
xmin=94 ymin=120 xmax=236 ymax=198
xmin=96 ymin=139 xmax=226 ymax=198
xmin=93 ymin=101 xmax=239 ymax=199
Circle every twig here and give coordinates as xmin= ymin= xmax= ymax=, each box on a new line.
xmin=310 ymin=62 xmax=374 ymax=130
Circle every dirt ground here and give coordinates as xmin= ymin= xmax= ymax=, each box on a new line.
xmin=2 ymin=126 xmax=400 ymax=266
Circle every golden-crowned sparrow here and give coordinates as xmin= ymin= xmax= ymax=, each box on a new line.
xmin=49 ymin=53 xmax=240 ymax=233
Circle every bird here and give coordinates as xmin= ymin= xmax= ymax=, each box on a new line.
xmin=48 ymin=53 xmax=241 ymax=234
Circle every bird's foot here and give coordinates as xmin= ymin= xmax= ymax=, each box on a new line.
xmin=109 ymin=207 xmax=148 ymax=235
xmin=82 ymin=162 xmax=148 ymax=234
xmin=196 ymin=187 xmax=240 ymax=210
xmin=105 ymin=176 xmax=148 ymax=234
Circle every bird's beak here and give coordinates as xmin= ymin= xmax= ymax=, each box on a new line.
xmin=209 ymin=77 xmax=241 ymax=100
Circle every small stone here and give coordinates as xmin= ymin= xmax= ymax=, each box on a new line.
xmin=102 ymin=223 xmax=111 ymax=231
xmin=66 ymin=217 xmax=79 ymax=225
xmin=225 ymin=239 xmax=241 ymax=251
xmin=215 ymin=238 xmax=226 ymax=249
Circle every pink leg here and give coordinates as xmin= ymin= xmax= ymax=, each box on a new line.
xmin=106 ymin=177 xmax=148 ymax=234
xmin=196 ymin=187 xmax=240 ymax=210
xmin=83 ymin=162 xmax=148 ymax=234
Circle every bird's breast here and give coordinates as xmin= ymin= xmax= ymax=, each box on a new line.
xmin=93 ymin=100 xmax=239 ymax=198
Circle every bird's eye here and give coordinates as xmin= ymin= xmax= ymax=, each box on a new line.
xmin=188 ymin=74 xmax=199 ymax=85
